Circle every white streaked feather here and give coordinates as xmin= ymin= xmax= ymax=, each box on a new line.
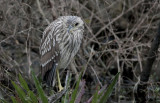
xmin=40 ymin=16 xmax=84 ymax=81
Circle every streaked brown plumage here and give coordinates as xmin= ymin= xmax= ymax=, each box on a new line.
xmin=40 ymin=16 xmax=84 ymax=86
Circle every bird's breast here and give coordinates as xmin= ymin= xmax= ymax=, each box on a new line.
xmin=59 ymin=37 xmax=82 ymax=69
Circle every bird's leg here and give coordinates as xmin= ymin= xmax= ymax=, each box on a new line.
xmin=56 ymin=69 xmax=64 ymax=92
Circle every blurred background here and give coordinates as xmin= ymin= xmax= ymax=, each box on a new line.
xmin=0 ymin=0 xmax=160 ymax=102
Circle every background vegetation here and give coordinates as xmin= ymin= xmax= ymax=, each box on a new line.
xmin=0 ymin=0 xmax=160 ymax=102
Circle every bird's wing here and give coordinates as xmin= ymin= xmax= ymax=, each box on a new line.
xmin=40 ymin=23 xmax=61 ymax=84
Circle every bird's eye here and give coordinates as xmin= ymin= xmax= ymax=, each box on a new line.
xmin=74 ymin=22 xmax=79 ymax=26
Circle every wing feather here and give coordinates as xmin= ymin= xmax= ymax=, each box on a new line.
xmin=40 ymin=22 xmax=61 ymax=80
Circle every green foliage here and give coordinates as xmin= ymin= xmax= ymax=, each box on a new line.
xmin=11 ymin=81 xmax=27 ymax=103
xmin=61 ymin=73 xmax=72 ymax=103
xmin=1 ymin=71 xmax=119 ymax=103
xmin=18 ymin=74 xmax=30 ymax=92
xmin=92 ymin=86 xmax=99 ymax=103
xmin=1 ymin=73 xmax=47 ymax=103
xmin=32 ymin=71 xmax=48 ymax=103
xmin=70 ymin=72 xmax=82 ymax=103
xmin=99 ymin=72 xmax=120 ymax=103
xmin=0 ymin=99 xmax=8 ymax=103
xmin=28 ymin=91 xmax=38 ymax=103
xmin=62 ymin=72 xmax=120 ymax=103
xmin=11 ymin=97 xmax=17 ymax=103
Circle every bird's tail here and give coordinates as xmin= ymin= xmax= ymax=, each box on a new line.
xmin=43 ymin=63 xmax=57 ymax=87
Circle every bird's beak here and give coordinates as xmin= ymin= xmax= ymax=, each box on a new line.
xmin=68 ymin=25 xmax=72 ymax=33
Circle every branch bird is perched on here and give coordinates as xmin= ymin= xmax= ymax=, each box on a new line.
xmin=40 ymin=16 xmax=84 ymax=91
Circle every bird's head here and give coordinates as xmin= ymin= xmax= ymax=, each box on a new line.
xmin=60 ymin=16 xmax=84 ymax=34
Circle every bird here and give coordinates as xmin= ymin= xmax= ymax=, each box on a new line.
xmin=40 ymin=16 xmax=84 ymax=91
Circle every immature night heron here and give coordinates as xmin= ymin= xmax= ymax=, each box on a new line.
xmin=40 ymin=16 xmax=84 ymax=91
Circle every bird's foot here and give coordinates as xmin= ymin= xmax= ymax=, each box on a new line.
xmin=58 ymin=84 xmax=64 ymax=92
